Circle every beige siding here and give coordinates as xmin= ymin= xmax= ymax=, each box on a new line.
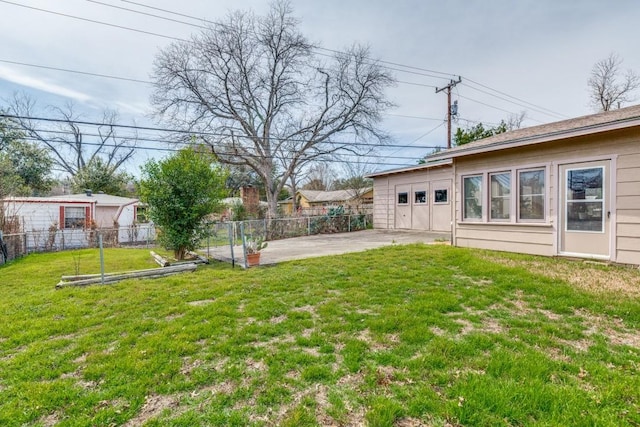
xmin=617 ymin=148 xmax=640 ymax=264
xmin=372 ymin=179 xmax=390 ymax=229
xmin=454 ymin=127 xmax=640 ymax=265
xmin=371 ymin=166 xmax=452 ymax=230
xmin=457 ymin=237 xmax=552 ymax=256
xmin=456 ymin=225 xmax=554 ymax=255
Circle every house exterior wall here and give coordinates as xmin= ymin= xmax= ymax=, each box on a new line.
xmin=453 ymin=127 xmax=640 ymax=265
xmin=95 ymin=206 xmax=119 ymax=227
xmin=2 ymin=199 xmax=144 ymax=248
xmin=371 ymin=166 xmax=453 ymax=230
xmin=3 ymin=200 xmax=94 ymax=231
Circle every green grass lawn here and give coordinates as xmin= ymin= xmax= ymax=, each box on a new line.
xmin=1 ymin=245 xmax=639 ymax=426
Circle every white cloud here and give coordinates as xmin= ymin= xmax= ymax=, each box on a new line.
xmin=0 ymin=65 xmax=92 ymax=103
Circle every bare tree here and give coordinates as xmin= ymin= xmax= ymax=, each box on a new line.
xmin=506 ymin=111 xmax=527 ymax=130
xmin=332 ymin=158 xmax=374 ymax=194
xmin=151 ymin=1 xmax=394 ymax=218
xmin=588 ymin=53 xmax=640 ymax=111
xmin=302 ymin=162 xmax=333 ymax=191
xmin=7 ymin=93 xmax=137 ymax=178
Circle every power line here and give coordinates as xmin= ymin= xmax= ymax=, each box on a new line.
xmin=0 ymin=113 xmax=444 ymax=150
xmin=0 ymin=1 xmax=566 ymax=128
xmin=462 ymin=77 xmax=569 ymax=118
xmin=456 ymin=95 xmax=544 ymax=124
xmin=460 ymin=82 xmax=565 ymax=120
xmin=14 ymin=134 xmax=426 ymax=167
xmin=0 ymin=0 xmax=187 ymax=42
xmin=0 ymin=59 xmax=151 ymax=84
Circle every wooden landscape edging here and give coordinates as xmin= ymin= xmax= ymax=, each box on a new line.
xmin=56 ymin=263 xmax=198 ymax=288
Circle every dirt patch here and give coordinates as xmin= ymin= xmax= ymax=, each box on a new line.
xmin=576 ymin=309 xmax=640 ymax=349
xmin=124 ymin=394 xmax=180 ymax=427
xmin=187 ymin=299 xmax=215 ymax=306
xmin=430 ymin=326 xmax=447 ymax=336
xmin=165 ymin=313 xmax=184 ymax=321
xmin=198 ymin=380 xmax=236 ymax=396
xmin=245 ymin=358 xmax=267 ymax=372
xmin=479 ymin=254 xmax=640 ymax=297
xmin=37 ymin=412 xmax=61 ymax=427
xmin=291 ymin=305 xmax=317 ymax=316
xmin=270 ymin=314 xmax=287 ymax=324
xmin=454 ymin=319 xmax=474 ymax=336
xmin=180 ymin=358 xmax=204 ymax=376
xmin=453 ymin=274 xmax=493 ymax=286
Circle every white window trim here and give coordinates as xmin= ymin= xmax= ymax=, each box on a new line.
xmin=459 ymin=164 xmax=550 ymax=225
xmin=414 ymin=190 xmax=428 ymax=205
xmin=489 ymin=171 xmax=511 ymax=222
xmin=433 ymin=188 xmax=450 ymax=205
xmin=397 ymin=191 xmax=409 ymax=205
xmin=564 ymin=165 xmax=606 ymax=234
xmin=462 ymin=174 xmax=484 ymax=221
xmin=517 ymin=167 xmax=547 ymax=223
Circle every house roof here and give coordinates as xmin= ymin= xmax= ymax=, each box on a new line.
xmin=366 ymin=158 xmax=452 ymax=178
xmin=428 ymin=104 xmax=640 ymax=161
xmin=3 ymin=193 xmax=138 ymax=207
xmin=298 ymin=188 xmax=372 ymax=203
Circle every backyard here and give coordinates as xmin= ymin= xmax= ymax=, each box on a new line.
xmin=0 ymin=245 xmax=639 ymax=426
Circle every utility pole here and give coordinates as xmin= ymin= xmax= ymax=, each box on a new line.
xmin=436 ymin=76 xmax=462 ymax=149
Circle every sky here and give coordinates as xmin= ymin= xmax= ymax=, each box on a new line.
xmin=1 ymin=0 xmax=639 ymax=176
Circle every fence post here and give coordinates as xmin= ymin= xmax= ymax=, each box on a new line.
xmin=240 ymin=221 xmax=248 ymax=269
xmin=348 ymin=214 xmax=351 ymax=233
xmin=307 ymin=217 xmax=311 ymax=235
xmin=207 ymin=223 xmax=210 ymax=258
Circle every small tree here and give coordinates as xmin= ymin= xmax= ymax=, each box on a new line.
xmin=588 ymin=53 xmax=640 ymax=111
xmin=453 ymin=121 xmax=508 ymax=146
xmin=71 ymin=158 xmax=131 ymax=196
xmin=139 ymin=148 xmax=228 ymax=260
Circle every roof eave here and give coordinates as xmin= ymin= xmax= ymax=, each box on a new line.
xmin=428 ymin=116 xmax=640 ymax=161
xmin=366 ymin=158 xmax=452 ymax=178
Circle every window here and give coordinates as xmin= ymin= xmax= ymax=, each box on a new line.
xmin=64 ymin=207 xmax=86 ymax=229
xmin=434 ymin=189 xmax=448 ymax=203
xmin=397 ymin=192 xmax=408 ymax=204
xmin=414 ymin=190 xmax=427 ymax=204
xmin=566 ymin=167 xmax=603 ymax=232
xmin=519 ymin=169 xmax=545 ymax=221
xmin=136 ymin=206 xmax=149 ymax=223
xmin=463 ymin=176 xmax=482 ymax=219
xmin=490 ymin=172 xmax=511 ymax=220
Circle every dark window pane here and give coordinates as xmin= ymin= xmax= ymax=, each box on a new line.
xmin=398 ymin=192 xmax=408 ymax=204
xmin=434 ymin=189 xmax=448 ymax=203
xmin=414 ymin=191 xmax=426 ymax=204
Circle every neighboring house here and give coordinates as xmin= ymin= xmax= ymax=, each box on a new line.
xmin=368 ymin=105 xmax=640 ymax=266
xmin=279 ymin=188 xmax=373 ymax=216
xmin=2 ymin=191 xmax=151 ymax=248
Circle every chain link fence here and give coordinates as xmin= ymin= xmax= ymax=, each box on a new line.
xmin=0 ymin=225 xmax=156 ymax=264
xmin=1 ymin=213 xmax=372 ymax=265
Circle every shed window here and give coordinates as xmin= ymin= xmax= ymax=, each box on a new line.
xmin=397 ymin=192 xmax=408 ymax=204
xmin=463 ymin=176 xmax=482 ymax=219
xmin=519 ymin=169 xmax=545 ymax=221
xmin=64 ymin=207 xmax=86 ymax=229
xmin=490 ymin=172 xmax=511 ymax=220
xmin=414 ymin=190 xmax=427 ymax=204
xmin=434 ymin=189 xmax=448 ymax=203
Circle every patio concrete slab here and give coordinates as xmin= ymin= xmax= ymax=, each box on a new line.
xmin=206 ymin=229 xmax=450 ymax=266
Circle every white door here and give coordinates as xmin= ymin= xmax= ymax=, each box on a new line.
xmin=411 ymin=183 xmax=430 ymax=229
xmin=559 ymin=161 xmax=611 ymax=258
xmin=394 ymin=185 xmax=412 ymax=229
xmin=431 ymin=180 xmax=452 ymax=232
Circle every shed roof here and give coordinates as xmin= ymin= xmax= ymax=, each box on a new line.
xmin=299 ymin=188 xmax=372 ymax=203
xmin=3 ymin=193 xmax=138 ymax=207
